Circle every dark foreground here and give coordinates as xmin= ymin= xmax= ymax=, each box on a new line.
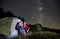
xmin=0 ymin=31 xmax=59 ymax=39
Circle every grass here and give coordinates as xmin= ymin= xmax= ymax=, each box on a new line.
xmin=13 ymin=31 xmax=60 ymax=39
xmin=0 ymin=17 xmax=60 ymax=39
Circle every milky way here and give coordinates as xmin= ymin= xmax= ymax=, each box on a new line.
xmin=0 ymin=0 xmax=60 ymax=29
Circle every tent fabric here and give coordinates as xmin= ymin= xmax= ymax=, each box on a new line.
xmin=9 ymin=17 xmax=22 ymax=38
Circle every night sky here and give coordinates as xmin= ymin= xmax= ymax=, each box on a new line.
xmin=0 ymin=0 xmax=60 ymax=29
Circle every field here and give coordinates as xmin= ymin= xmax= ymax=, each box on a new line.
xmin=13 ymin=31 xmax=60 ymax=39
xmin=0 ymin=17 xmax=60 ymax=39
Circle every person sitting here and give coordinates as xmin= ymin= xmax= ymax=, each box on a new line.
xmin=23 ymin=22 xmax=30 ymax=34
xmin=15 ymin=21 xmax=26 ymax=35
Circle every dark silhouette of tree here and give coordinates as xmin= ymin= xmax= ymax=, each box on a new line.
xmin=0 ymin=8 xmax=25 ymax=20
xmin=0 ymin=8 xmax=26 ymax=22
xmin=15 ymin=16 xmax=25 ymax=22
xmin=0 ymin=8 xmax=6 ymax=19
xmin=0 ymin=8 xmax=16 ymax=19
xmin=6 ymin=11 xmax=15 ymax=17
xmin=28 ymin=24 xmax=43 ymax=32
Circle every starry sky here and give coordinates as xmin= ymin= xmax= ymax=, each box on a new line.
xmin=0 ymin=0 xmax=60 ymax=29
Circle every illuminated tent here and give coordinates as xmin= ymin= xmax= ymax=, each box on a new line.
xmin=0 ymin=17 xmax=22 ymax=36
xmin=9 ymin=17 xmax=22 ymax=38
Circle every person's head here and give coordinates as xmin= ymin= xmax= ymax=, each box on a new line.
xmin=17 ymin=21 xmax=23 ymax=26
xmin=23 ymin=22 xmax=26 ymax=27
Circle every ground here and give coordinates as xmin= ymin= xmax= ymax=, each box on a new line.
xmin=0 ymin=17 xmax=60 ymax=39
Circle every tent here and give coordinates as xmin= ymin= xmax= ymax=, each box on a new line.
xmin=0 ymin=17 xmax=22 ymax=38
xmin=9 ymin=17 xmax=22 ymax=38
